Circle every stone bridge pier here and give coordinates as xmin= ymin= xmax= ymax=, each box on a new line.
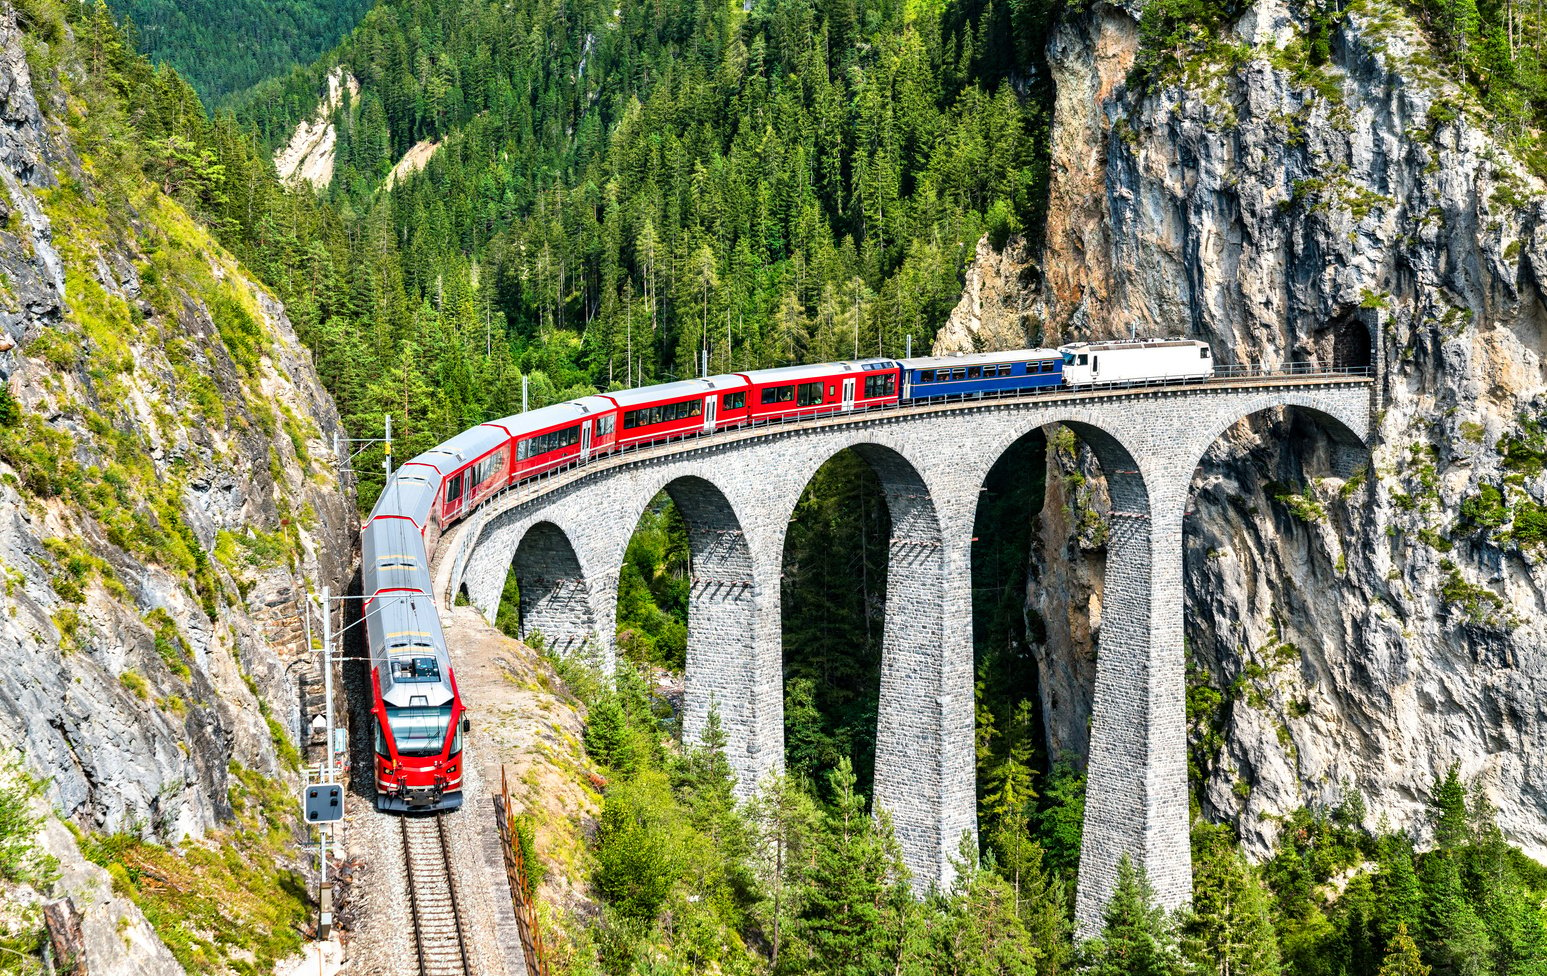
xmin=443 ymin=380 xmax=1372 ymax=934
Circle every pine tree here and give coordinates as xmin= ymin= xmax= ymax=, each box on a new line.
xmin=1380 ymin=923 xmax=1432 ymax=976
xmin=1080 ymin=855 xmax=1188 ymax=976
xmin=1184 ymin=823 xmax=1281 ymax=976
xmin=788 ymin=758 xmax=907 ymax=976
xmin=1432 ymin=763 xmax=1472 ymax=851
xmin=748 ymin=773 xmax=820 ymax=969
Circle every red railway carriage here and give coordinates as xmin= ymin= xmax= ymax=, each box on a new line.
xmin=493 ymin=395 xmax=618 ymax=483
xmin=738 ymin=360 xmax=900 ymax=422
xmin=604 ymin=375 xmax=749 ymax=447
xmin=399 ymin=424 xmax=511 ymax=529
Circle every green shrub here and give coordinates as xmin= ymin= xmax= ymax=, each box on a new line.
xmin=120 ymin=670 xmax=149 ymax=699
xmin=0 ymin=754 xmax=58 ymax=886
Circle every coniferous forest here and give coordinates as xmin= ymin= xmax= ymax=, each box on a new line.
xmin=20 ymin=0 xmax=1547 ymax=972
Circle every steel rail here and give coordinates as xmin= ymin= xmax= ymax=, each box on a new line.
xmin=401 ymin=814 xmax=471 ymax=976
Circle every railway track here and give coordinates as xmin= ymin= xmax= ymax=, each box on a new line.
xmin=402 ymin=814 xmax=471 ymax=976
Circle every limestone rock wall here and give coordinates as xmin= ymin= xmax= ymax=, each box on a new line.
xmin=995 ymin=0 xmax=1547 ymax=858
xmin=0 ymin=5 xmax=355 ymax=968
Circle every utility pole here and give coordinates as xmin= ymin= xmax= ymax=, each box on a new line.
xmin=522 ymin=375 xmax=529 ymax=413
xmin=320 ymin=585 xmax=335 ymax=778
xmin=906 ymin=334 xmax=912 ymax=358
xmin=383 ymin=415 xmax=392 ymax=480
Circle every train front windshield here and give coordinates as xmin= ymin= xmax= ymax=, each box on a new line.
xmin=387 ymin=704 xmax=455 ymax=757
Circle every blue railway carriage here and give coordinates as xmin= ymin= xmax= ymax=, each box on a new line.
xmin=900 ymin=349 xmax=1064 ymax=400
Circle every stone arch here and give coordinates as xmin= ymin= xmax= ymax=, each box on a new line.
xmin=969 ymin=418 xmax=1152 ymax=766
xmin=643 ymin=475 xmax=763 ymax=773
xmin=778 ymin=440 xmax=964 ymax=886
xmin=509 ymin=521 xmax=595 ymax=656
xmin=973 ymin=415 xmax=1185 ymax=932
xmin=1185 ymin=394 xmax=1371 ymax=491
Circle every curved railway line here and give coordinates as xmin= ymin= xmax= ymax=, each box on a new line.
xmin=401 ymin=814 xmax=472 ymax=976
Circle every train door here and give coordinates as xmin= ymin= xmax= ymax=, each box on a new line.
xmin=704 ymin=396 xmax=717 ymax=432
xmin=842 ymin=378 xmax=856 ymax=409
xmin=581 ymin=420 xmax=593 ymax=460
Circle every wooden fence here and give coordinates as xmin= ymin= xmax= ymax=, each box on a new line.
xmin=497 ymin=766 xmax=550 ymax=976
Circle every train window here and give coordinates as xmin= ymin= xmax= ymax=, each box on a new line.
xmin=798 ymin=382 xmax=824 ymax=406
xmin=598 ymin=415 xmax=615 ymax=436
xmin=526 ymin=425 xmax=581 ymax=456
xmin=1200 ymin=347 xmax=1210 ymax=359
xmin=864 ymin=373 xmax=895 ymax=398
xmin=721 ymin=391 xmax=746 ymax=410
xmin=388 ymin=704 xmax=453 ymax=758
xmin=445 ymin=477 xmax=463 ymax=504
xmin=919 ymin=370 xmax=934 ymax=383
xmin=967 ymin=366 xmax=981 ymax=379
xmin=761 ymin=385 xmax=794 ymax=404
xmin=952 ymin=368 xmax=966 ymax=380
xmin=1077 ymin=354 xmax=1088 ymax=365
xmin=391 ymin=656 xmax=442 ymax=683
xmin=690 ymin=399 xmax=702 ymax=416
xmin=828 ymin=384 xmax=836 ymax=397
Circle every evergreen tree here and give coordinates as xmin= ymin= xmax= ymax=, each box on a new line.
xmin=1080 ymin=855 xmax=1188 ymax=976
xmin=1184 ymin=823 xmax=1281 ymax=976
xmin=1380 ymin=923 xmax=1433 ymax=976
xmin=1432 ymin=763 xmax=1472 ymax=851
xmin=787 ymin=759 xmax=909 ymax=976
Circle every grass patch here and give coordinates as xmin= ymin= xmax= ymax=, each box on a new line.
xmin=78 ymin=765 xmax=309 ymax=974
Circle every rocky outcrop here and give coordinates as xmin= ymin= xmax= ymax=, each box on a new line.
xmin=0 ymin=4 xmax=356 ymax=969
xmin=275 ymin=67 xmax=359 ymax=189
xmin=934 ymin=234 xmax=1042 ymax=352
xmin=993 ymin=0 xmax=1547 ymax=859
xmin=385 ymin=138 xmax=441 ymax=190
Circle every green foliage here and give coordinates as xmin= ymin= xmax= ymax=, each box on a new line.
xmin=783 ymin=451 xmax=891 ymax=799
xmin=1438 ymin=559 xmax=1508 ymax=626
xmin=1186 ymin=823 xmax=1282 ymax=976
xmin=0 ymin=387 xmax=17 ymax=428
xmin=0 ymin=755 xmax=58 ymax=887
xmin=1080 ymin=855 xmax=1188 ymax=976
xmin=784 ymin=758 xmax=911 ymax=974
xmin=1379 ymin=923 xmax=1431 ymax=976
xmin=614 ymin=495 xmax=689 ymax=670
xmin=105 ymin=0 xmax=375 ymax=102
xmin=76 ymin=765 xmax=309 ymax=973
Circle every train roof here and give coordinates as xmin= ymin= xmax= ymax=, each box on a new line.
xmin=487 ymin=400 xmax=600 ymax=439
xmin=1058 ymin=338 xmax=1208 ymax=352
xmin=401 ymin=425 xmax=509 ymax=478
xmin=899 ymin=348 xmax=1061 ymax=369
xmin=604 ymin=375 xmax=745 ymax=408
xmin=366 ymin=592 xmax=455 ymax=708
xmin=739 ymin=360 xmax=897 ymax=384
xmin=362 ymin=516 xmax=433 ymax=598
xmin=370 ymin=469 xmax=438 ymax=526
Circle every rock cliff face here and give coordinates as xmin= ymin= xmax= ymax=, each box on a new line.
xmin=949 ymin=0 xmax=1547 ymax=858
xmin=0 ymin=4 xmax=354 ymax=969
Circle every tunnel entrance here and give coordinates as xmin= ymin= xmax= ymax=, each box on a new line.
xmin=1329 ymin=311 xmax=1374 ymax=372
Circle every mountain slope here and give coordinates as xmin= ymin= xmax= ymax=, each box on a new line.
xmin=106 ymin=0 xmax=374 ymax=102
xmin=0 ymin=2 xmax=355 ymax=969
xmin=939 ymin=0 xmax=1547 ymax=863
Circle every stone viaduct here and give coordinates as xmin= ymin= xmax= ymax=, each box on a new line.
xmin=437 ymin=376 xmax=1372 ymax=933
